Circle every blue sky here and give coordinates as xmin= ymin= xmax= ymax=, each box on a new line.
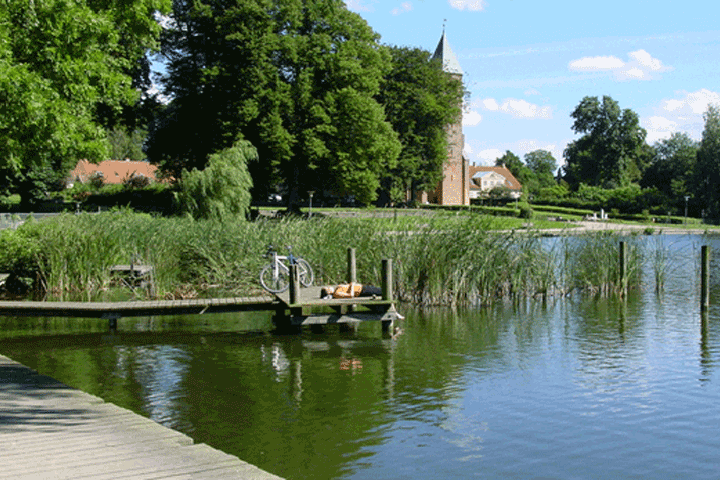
xmin=346 ymin=0 xmax=720 ymax=168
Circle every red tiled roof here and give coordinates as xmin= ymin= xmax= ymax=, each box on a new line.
xmin=70 ymin=160 xmax=160 ymax=185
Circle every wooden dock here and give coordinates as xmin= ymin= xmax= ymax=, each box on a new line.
xmin=0 ymin=252 xmax=402 ymax=329
xmin=275 ymin=286 xmax=401 ymax=327
xmin=0 ymin=296 xmax=278 ymax=319
xmin=0 ymin=353 xmax=283 ymax=480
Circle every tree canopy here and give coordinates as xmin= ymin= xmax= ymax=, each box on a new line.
xmin=562 ymin=96 xmax=649 ymax=189
xmin=694 ymin=105 xmax=720 ymax=218
xmin=641 ymin=132 xmax=697 ymax=201
xmin=148 ymin=0 xmax=401 ymax=206
xmin=0 ymin=0 xmax=169 ymax=203
xmin=376 ymin=46 xmax=465 ymax=204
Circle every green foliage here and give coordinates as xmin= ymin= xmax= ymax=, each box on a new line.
xmin=694 ymin=105 xmax=720 ymax=219
xmin=175 ymin=141 xmax=256 ymax=221
xmin=496 ymin=150 xmax=539 ymax=196
xmin=524 ymin=149 xmax=558 ymax=191
xmin=377 ymin=46 xmax=465 ymax=203
xmin=108 ymin=127 xmax=147 ymax=161
xmin=5 ymin=211 xmax=658 ymax=304
xmin=641 ymin=132 xmax=697 ymax=211
xmin=518 ymin=202 xmax=534 ymax=219
xmin=563 ymin=96 xmax=650 ymax=189
xmin=0 ymin=226 xmax=42 ymax=277
xmin=149 ymin=0 xmax=399 ymax=206
xmin=0 ymin=0 xmax=170 ymax=201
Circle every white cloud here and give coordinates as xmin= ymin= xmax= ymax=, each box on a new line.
xmin=644 ymin=116 xmax=679 ymax=144
xmin=448 ymin=0 xmax=486 ymax=11
xmin=500 ymin=99 xmax=552 ymax=119
xmin=463 ymin=110 xmax=482 ymax=126
xmin=629 ymin=49 xmax=663 ymax=71
xmin=569 ymin=49 xmax=670 ymax=81
xmin=345 ymin=0 xmax=372 ymax=12
xmin=524 ymin=88 xmax=541 ymax=96
xmin=478 ymin=148 xmax=505 ymax=164
xmin=391 ymin=2 xmax=412 ymax=14
xmin=645 ymin=89 xmax=720 ymax=143
xmin=482 ymin=98 xmax=499 ymax=111
xmin=477 ymin=98 xmax=552 ymax=119
xmin=569 ymin=55 xmax=625 ymax=71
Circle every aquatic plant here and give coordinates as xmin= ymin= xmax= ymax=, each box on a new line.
xmin=2 ymin=210 xmax=648 ymax=305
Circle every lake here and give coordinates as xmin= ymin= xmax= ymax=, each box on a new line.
xmin=2 ymin=234 xmax=720 ymax=479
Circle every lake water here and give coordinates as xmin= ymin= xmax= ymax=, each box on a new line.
xmin=3 ymin=234 xmax=720 ymax=479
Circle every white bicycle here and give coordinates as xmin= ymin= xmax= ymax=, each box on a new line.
xmin=259 ymin=245 xmax=314 ymax=293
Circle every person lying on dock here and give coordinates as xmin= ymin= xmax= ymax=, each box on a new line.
xmin=321 ymin=283 xmax=382 ymax=299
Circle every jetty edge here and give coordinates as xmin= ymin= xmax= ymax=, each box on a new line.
xmin=0 ymin=353 xmax=284 ymax=480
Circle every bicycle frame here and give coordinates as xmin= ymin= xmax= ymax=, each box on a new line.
xmin=261 ymin=245 xmax=314 ymax=293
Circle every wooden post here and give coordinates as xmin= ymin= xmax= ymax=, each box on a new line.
xmin=382 ymin=259 xmax=393 ymax=302
xmin=701 ymin=245 xmax=710 ymax=312
xmin=619 ymin=241 xmax=627 ymax=296
xmin=347 ymin=248 xmax=356 ymax=283
xmin=290 ymin=264 xmax=299 ymax=306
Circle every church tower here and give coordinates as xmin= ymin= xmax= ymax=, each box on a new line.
xmin=427 ymin=30 xmax=469 ymax=206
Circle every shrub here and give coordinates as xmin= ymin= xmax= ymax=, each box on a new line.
xmin=175 ymin=140 xmax=256 ymax=221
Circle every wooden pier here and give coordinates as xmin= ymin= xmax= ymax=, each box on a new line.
xmin=0 ymin=353 xmax=283 ymax=480
xmin=0 ymin=251 xmax=402 ymax=330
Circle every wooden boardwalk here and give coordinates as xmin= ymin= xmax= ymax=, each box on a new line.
xmin=0 ymin=354 xmax=283 ymax=480
xmin=0 ymin=296 xmax=277 ymax=319
xmin=275 ymin=286 xmax=402 ymax=327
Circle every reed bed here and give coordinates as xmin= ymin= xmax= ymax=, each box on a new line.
xmin=1 ymin=211 xmax=649 ymax=304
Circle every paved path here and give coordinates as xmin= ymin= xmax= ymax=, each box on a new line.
xmin=0 ymin=354 xmax=283 ymax=480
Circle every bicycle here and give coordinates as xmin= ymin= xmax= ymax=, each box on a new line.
xmin=259 ymin=245 xmax=314 ymax=293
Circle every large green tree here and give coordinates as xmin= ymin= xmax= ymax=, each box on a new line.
xmin=376 ymin=46 xmax=465 ymax=204
xmin=641 ymin=132 xmax=697 ymax=201
xmin=148 ymin=0 xmax=401 ymax=206
xmin=694 ymin=105 xmax=720 ymax=219
xmin=562 ymin=96 xmax=649 ymax=189
xmin=524 ymin=149 xmax=557 ymax=189
xmin=0 ymin=0 xmax=169 ymax=203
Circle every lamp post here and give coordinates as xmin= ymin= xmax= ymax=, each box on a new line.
xmin=685 ymin=196 xmax=690 ymax=225
xmin=308 ymin=191 xmax=315 ymax=218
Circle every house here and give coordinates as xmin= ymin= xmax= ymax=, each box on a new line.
xmin=68 ymin=159 xmax=160 ymax=187
xmin=469 ymin=165 xmax=522 ymax=200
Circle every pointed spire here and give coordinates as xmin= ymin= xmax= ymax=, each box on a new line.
xmin=432 ymin=29 xmax=463 ymax=76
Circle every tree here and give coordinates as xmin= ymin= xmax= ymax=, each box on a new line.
xmin=496 ymin=150 xmax=536 ymax=196
xmin=376 ymin=46 xmax=465 ymax=204
xmin=641 ymin=132 xmax=697 ymax=202
xmin=524 ymin=150 xmax=557 ymax=189
xmin=148 ymin=0 xmax=400 ymax=207
xmin=694 ymin=105 xmax=720 ymax=219
xmin=562 ymin=96 xmax=649 ymax=189
xmin=0 ymin=0 xmax=170 ymax=204
xmin=175 ymin=140 xmax=255 ymax=221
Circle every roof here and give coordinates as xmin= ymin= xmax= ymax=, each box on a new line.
xmin=469 ymin=165 xmax=523 ymax=191
xmin=70 ymin=159 xmax=160 ymax=185
xmin=432 ymin=31 xmax=463 ymax=76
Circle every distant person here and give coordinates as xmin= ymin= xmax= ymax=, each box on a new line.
xmin=321 ymin=283 xmax=381 ymax=299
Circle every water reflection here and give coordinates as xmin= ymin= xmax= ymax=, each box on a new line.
xmin=3 ymin=234 xmax=720 ymax=479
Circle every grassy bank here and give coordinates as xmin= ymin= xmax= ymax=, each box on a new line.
xmin=0 ymin=210 xmax=648 ymax=305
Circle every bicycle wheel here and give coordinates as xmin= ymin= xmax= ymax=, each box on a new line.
xmin=296 ymin=258 xmax=314 ymax=287
xmin=260 ymin=263 xmax=290 ymax=293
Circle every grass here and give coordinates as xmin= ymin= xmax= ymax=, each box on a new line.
xmin=1 ymin=209 xmax=691 ymax=305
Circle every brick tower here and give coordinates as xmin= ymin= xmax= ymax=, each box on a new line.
xmin=427 ymin=30 xmax=469 ymax=206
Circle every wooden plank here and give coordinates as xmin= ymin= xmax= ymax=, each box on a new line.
xmin=0 ymin=296 xmax=278 ymax=319
xmin=0 ymin=354 xmax=283 ymax=480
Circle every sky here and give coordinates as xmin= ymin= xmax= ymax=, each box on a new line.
xmin=345 ymin=0 xmax=720 ymax=168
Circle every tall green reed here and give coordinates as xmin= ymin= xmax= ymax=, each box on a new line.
xmin=10 ymin=211 xmax=645 ymax=305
